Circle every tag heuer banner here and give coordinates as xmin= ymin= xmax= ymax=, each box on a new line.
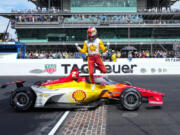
xmin=0 ymin=58 xmax=180 ymax=76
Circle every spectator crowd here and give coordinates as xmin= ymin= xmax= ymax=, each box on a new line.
xmin=10 ymin=7 xmax=180 ymax=27
xmin=11 ymin=14 xmax=180 ymax=25
xmin=18 ymin=50 xmax=177 ymax=60
xmin=11 ymin=8 xmax=70 ymax=14
xmin=138 ymin=7 xmax=180 ymax=13
xmin=11 ymin=7 xmax=179 ymax=60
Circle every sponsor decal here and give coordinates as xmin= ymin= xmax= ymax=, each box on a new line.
xmin=158 ymin=68 xmax=162 ymax=73
xmin=158 ymin=68 xmax=167 ymax=73
xmin=165 ymin=58 xmax=180 ymax=62
xmin=151 ymin=68 xmax=156 ymax=73
xmin=72 ymin=90 xmax=86 ymax=102
xmin=150 ymin=68 xmax=167 ymax=73
xmin=39 ymin=94 xmax=50 ymax=97
xmin=163 ymin=68 xmax=167 ymax=72
xmin=149 ymin=101 xmax=163 ymax=105
xmin=61 ymin=64 xmax=137 ymax=74
xmin=45 ymin=64 xmax=56 ymax=74
xmin=140 ymin=68 xmax=147 ymax=73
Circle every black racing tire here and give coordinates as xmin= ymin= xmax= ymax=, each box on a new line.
xmin=120 ymin=88 xmax=142 ymax=111
xmin=10 ymin=87 xmax=36 ymax=112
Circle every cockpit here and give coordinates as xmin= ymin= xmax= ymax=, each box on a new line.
xmin=85 ymin=76 xmax=117 ymax=85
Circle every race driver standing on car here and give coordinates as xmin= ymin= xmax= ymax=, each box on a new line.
xmin=75 ymin=27 xmax=108 ymax=90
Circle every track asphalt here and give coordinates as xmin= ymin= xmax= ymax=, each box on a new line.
xmin=107 ymin=75 xmax=180 ymax=135
xmin=0 ymin=75 xmax=180 ymax=135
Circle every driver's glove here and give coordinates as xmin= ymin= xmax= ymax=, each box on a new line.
xmin=75 ymin=43 xmax=81 ymax=51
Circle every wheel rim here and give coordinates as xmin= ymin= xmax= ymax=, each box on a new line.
xmin=14 ymin=92 xmax=29 ymax=107
xmin=124 ymin=92 xmax=139 ymax=107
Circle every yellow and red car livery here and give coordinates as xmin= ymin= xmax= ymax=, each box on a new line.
xmin=8 ymin=68 xmax=165 ymax=111
xmin=39 ymin=68 xmax=164 ymax=108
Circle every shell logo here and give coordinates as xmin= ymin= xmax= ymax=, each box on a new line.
xmin=72 ymin=90 xmax=86 ymax=102
xmin=90 ymin=44 xmax=96 ymax=52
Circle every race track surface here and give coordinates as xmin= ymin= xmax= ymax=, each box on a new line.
xmin=107 ymin=75 xmax=180 ymax=135
xmin=0 ymin=76 xmax=67 ymax=135
xmin=0 ymin=75 xmax=180 ymax=135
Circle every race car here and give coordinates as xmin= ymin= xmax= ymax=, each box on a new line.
xmin=1 ymin=68 xmax=165 ymax=111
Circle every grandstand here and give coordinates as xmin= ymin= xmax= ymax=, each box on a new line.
xmin=0 ymin=0 xmax=180 ymax=57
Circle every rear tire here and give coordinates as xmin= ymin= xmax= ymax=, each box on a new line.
xmin=120 ymin=88 xmax=142 ymax=111
xmin=10 ymin=87 xmax=36 ymax=112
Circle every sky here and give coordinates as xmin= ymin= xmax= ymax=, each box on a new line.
xmin=0 ymin=0 xmax=180 ymax=38
xmin=0 ymin=0 xmax=35 ymax=38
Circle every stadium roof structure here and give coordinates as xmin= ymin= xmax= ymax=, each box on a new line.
xmin=29 ymin=0 xmax=178 ymax=9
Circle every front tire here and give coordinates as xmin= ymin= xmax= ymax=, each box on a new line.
xmin=10 ymin=87 xmax=36 ymax=112
xmin=120 ymin=88 xmax=142 ymax=111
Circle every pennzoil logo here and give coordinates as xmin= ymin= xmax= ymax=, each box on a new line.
xmin=72 ymin=90 xmax=86 ymax=102
xmin=45 ymin=64 xmax=56 ymax=74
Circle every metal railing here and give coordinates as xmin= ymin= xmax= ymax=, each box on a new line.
xmin=14 ymin=20 xmax=180 ymax=25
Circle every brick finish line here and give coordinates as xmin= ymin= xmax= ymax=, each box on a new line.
xmin=60 ymin=106 xmax=107 ymax=135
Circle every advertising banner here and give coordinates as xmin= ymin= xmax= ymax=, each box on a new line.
xmin=0 ymin=58 xmax=180 ymax=76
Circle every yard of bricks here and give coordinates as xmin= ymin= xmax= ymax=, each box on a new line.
xmin=61 ymin=105 xmax=107 ymax=135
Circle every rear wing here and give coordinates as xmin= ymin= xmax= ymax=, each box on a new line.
xmin=1 ymin=80 xmax=26 ymax=89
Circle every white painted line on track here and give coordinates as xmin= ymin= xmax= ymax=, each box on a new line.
xmin=48 ymin=111 xmax=70 ymax=135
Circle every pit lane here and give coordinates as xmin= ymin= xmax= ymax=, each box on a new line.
xmin=0 ymin=75 xmax=180 ymax=135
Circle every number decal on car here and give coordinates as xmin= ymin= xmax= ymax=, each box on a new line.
xmin=72 ymin=71 xmax=76 ymax=77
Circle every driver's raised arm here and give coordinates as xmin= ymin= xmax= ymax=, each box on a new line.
xmin=76 ymin=41 xmax=88 ymax=54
